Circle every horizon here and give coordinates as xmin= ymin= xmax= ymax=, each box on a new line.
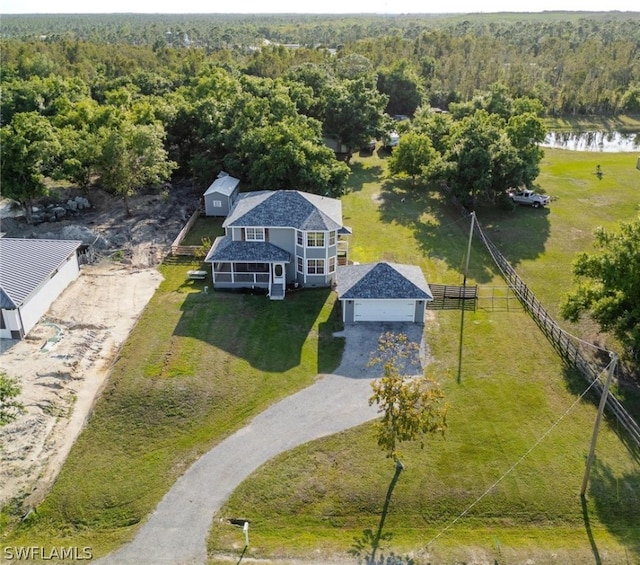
xmin=1 ymin=0 xmax=638 ymax=16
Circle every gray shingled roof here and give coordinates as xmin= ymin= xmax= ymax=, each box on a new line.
xmin=224 ymin=190 xmax=343 ymax=231
xmin=203 ymin=173 xmax=240 ymax=197
xmin=0 ymin=238 xmax=82 ymax=309
xmin=336 ymin=262 xmax=433 ymax=300
xmin=205 ymin=236 xmax=291 ymax=263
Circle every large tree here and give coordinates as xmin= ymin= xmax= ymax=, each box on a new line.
xmin=0 ymin=373 xmax=25 ymax=427
xmin=387 ymin=131 xmax=439 ymax=185
xmin=426 ymin=102 xmax=546 ymax=206
xmin=377 ymin=59 xmax=426 ymax=117
xmin=560 ymin=217 xmax=640 ymax=362
xmin=97 ymin=120 xmax=176 ymax=214
xmin=0 ymin=112 xmax=61 ymax=223
xmin=323 ymin=77 xmax=389 ymax=160
xmin=240 ymin=115 xmax=350 ymax=196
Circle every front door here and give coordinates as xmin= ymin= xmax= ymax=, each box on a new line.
xmin=273 ymin=263 xmax=285 ymax=286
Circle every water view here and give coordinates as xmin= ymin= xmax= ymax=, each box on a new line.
xmin=541 ymin=131 xmax=640 ymax=152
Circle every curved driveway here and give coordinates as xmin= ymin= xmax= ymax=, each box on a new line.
xmin=97 ymin=324 xmax=426 ymax=565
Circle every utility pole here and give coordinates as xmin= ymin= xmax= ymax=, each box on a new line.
xmin=581 ymin=353 xmax=617 ymax=497
xmin=457 ymin=212 xmax=475 ymax=382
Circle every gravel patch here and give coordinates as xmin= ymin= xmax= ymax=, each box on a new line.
xmin=97 ymin=324 xmax=429 ymax=565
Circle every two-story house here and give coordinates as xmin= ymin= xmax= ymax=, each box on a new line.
xmin=204 ymin=190 xmax=350 ymax=300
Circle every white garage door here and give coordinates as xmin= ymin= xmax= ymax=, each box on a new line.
xmin=354 ymin=300 xmax=415 ymax=322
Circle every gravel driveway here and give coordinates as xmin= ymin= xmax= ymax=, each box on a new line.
xmin=97 ymin=324 xmax=427 ymax=565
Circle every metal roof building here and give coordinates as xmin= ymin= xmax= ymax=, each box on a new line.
xmin=0 ymin=238 xmax=82 ymax=339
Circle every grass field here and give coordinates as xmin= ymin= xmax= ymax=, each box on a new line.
xmin=2 ymin=147 xmax=639 ymax=564
xmin=208 ymin=148 xmax=640 ymax=563
xmin=1 ymin=266 xmax=344 ymax=557
xmin=179 ymin=215 xmax=225 ymax=246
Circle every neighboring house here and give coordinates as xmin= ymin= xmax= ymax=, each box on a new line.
xmin=204 ymin=190 xmax=350 ymax=300
xmin=336 ymin=262 xmax=432 ymax=323
xmin=324 ymin=136 xmax=349 ymax=154
xmin=0 ymin=238 xmax=82 ymax=339
xmin=203 ymin=172 xmax=240 ymax=217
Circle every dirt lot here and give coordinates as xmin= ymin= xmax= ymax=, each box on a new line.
xmin=0 ymin=184 xmax=198 ymax=509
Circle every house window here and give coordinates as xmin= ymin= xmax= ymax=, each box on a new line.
xmin=245 ymin=227 xmax=265 ymax=241
xmin=306 ymin=232 xmax=325 ymax=247
xmin=212 ymin=200 xmax=222 ymax=208
xmin=329 ymin=256 xmax=336 ymax=273
xmin=297 ymin=230 xmax=303 ymax=246
xmin=297 ymin=256 xmax=303 ymax=273
xmin=307 ymin=259 xmax=325 ymax=275
xmin=329 ymin=231 xmax=336 ymax=246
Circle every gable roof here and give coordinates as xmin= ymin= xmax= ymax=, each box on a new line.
xmin=203 ymin=172 xmax=240 ymax=198
xmin=224 ymin=190 xmax=343 ymax=231
xmin=0 ymin=238 xmax=82 ymax=309
xmin=336 ymin=262 xmax=433 ymax=300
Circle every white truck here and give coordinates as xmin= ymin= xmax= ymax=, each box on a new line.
xmin=508 ymin=189 xmax=551 ymax=208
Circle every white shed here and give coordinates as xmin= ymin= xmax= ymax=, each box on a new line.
xmin=203 ymin=172 xmax=240 ymax=217
xmin=336 ymin=262 xmax=432 ymax=324
xmin=0 ymin=238 xmax=82 ymax=339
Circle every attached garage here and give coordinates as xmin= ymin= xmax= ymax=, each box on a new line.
xmin=0 ymin=238 xmax=82 ymax=340
xmin=336 ymin=262 xmax=432 ymax=324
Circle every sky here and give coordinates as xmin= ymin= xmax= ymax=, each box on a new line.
xmin=1 ymin=0 xmax=638 ymax=14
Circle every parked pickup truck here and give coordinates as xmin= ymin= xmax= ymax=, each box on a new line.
xmin=508 ymin=189 xmax=551 ymax=208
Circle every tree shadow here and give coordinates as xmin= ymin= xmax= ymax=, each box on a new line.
xmin=375 ymin=180 xmax=551 ymax=284
xmin=584 ymin=458 xmax=640 ymax=562
xmin=349 ymin=462 xmax=415 ymax=565
xmin=376 ymin=181 xmax=496 ymax=284
xmin=347 ymin=162 xmax=384 ymax=193
xmin=474 ymin=202 xmax=552 ymax=266
xmin=173 ymin=286 xmax=337 ymax=372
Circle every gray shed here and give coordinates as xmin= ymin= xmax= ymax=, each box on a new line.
xmin=336 ymin=262 xmax=432 ymax=323
xmin=203 ymin=172 xmax=240 ymax=217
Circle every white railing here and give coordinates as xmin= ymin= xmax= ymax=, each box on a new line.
xmin=214 ymin=272 xmax=269 ymax=284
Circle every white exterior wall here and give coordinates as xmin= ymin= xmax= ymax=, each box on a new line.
xmin=19 ymin=253 xmax=80 ymax=337
xmin=0 ymin=310 xmax=22 ymax=339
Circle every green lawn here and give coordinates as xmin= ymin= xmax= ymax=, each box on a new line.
xmin=3 ymin=147 xmax=639 ymax=564
xmin=208 ymin=148 xmax=640 ymax=563
xmin=1 ymin=262 xmax=344 ymax=558
xmin=179 ymin=215 xmax=225 ymax=246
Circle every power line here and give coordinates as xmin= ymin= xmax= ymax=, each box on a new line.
xmin=425 ymin=358 xmax=613 ymax=548
xmin=472 ymin=219 xmax=615 ymax=358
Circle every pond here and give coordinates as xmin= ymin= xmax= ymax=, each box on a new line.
xmin=541 ymin=131 xmax=640 ymax=152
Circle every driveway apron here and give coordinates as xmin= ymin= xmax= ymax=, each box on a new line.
xmin=97 ymin=324 xmax=426 ymax=565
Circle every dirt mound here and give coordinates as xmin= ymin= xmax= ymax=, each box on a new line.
xmin=2 ymin=182 xmax=200 ymax=266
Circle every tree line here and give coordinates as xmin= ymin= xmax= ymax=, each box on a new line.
xmin=2 ymin=12 xmax=639 ymax=115
xmin=1 ymin=29 xmax=554 ymax=215
xmin=3 ymin=13 xmax=638 ymax=215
